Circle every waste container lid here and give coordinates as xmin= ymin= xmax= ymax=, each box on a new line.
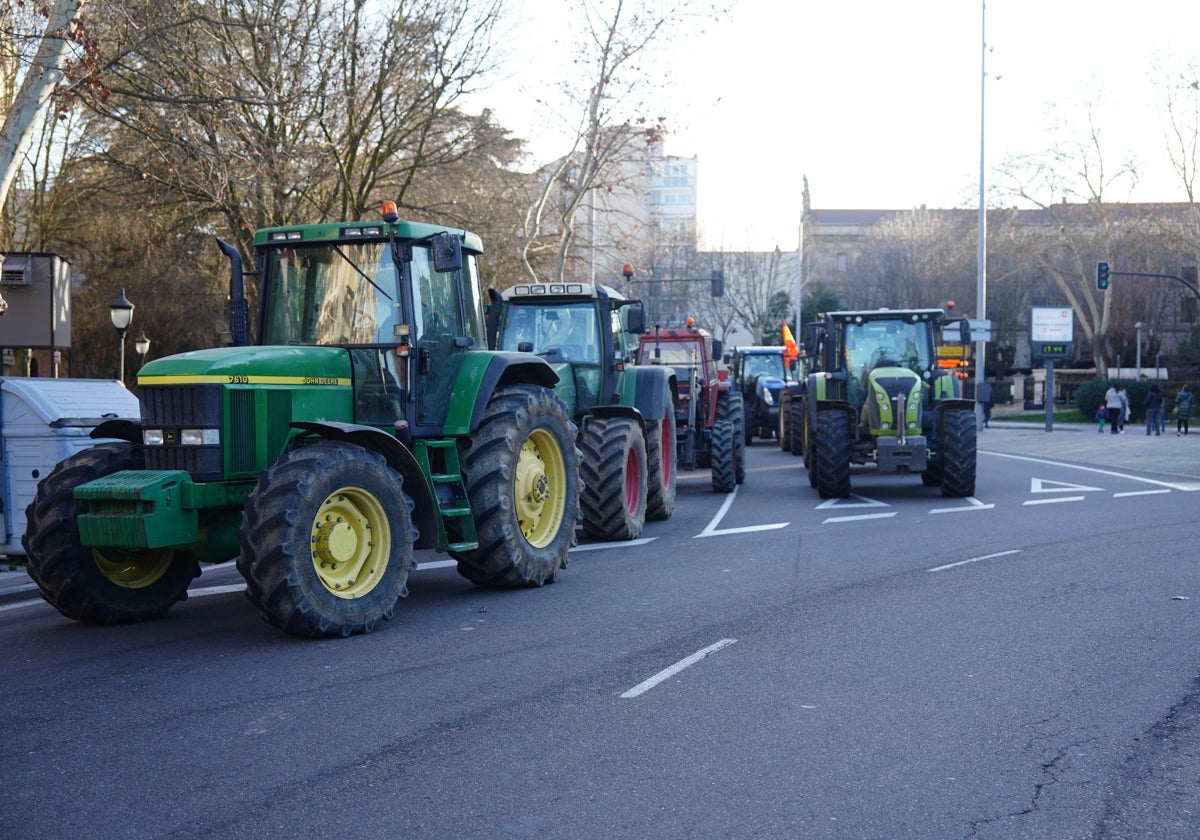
xmin=0 ymin=378 xmax=140 ymax=427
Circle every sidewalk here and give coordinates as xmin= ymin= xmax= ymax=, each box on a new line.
xmin=3 ymin=420 xmax=1196 ymax=607
xmin=980 ymin=417 xmax=1200 ymax=481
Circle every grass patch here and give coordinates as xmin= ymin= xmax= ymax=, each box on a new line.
xmin=998 ymin=410 xmax=1090 ymax=423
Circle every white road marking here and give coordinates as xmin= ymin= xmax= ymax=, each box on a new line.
xmin=620 ymin=638 xmax=737 ymax=699
xmin=928 ymin=549 xmax=1021 ymax=572
xmin=1113 ymin=489 xmax=1172 ymax=498
xmin=571 ymin=538 xmax=657 ymax=552
xmin=1023 ymin=496 xmax=1085 ymax=505
xmin=822 ymin=512 xmax=898 ymax=524
xmin=982 ymin=450 xmax=1200 ymax=491
xmin=929 ymin=496 xmax=995 ymax=514
xmin=816 ymin=494 xmax=889 ymax=509
xmin=695 ymin=486 xmax=788 ymax=537
xmin=1031 ymin=478 xmax=1104 ymax=493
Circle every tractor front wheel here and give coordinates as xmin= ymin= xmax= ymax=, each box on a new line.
xmin=580 ymin=416 xmax=647 ymax=541
xmin=452 ymin=385 xmax=580 ymax=587
xmin=939 ymin=408 xmax=977 ymax=497
xmin=711 ymin=420 xmax=737 ymax=493
xmin=790 ymin=396 xmax=806 ymax=457
xmin=645 ymin=402 xmax=677 ymax=521
xmin=22 ymin=442 xmax=200 ymax=625
xmin=814 ymin=410 xmax=852 ymax=498
xmin=238 ymin=440 xmax=416 ymax=638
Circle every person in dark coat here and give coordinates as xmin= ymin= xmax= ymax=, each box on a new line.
xmin=1145 ymin=384 xmax=1163 ymax=436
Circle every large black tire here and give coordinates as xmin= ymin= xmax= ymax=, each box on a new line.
xmin=743 ymin=403 xmax=754 ymax=446
xmin=579 ymin=416 xmax=647 ymax=541
xmin=451 ymin=385 xmax=579 ymax=587
xmin=711 ymin=419 xmax=737 ymax=493
xmin=644 ymin=402 xmax=677 ymax=521
xmin=717 ymin=389 xmax=747 ymax=484
xmin=22 ymin=442 xmax=200 ymax=625
xmin=939 ymin=407 xmax=977 ymax=497
xmin=814 ymin=410 xmax=852 ymax=498
xmin=778 ymin=391 xmax=792 ymax=452
xmin=238 ymin=440 xmax=416 ymax=638
xmin=789 ymin=396 xmax=806 ymax=457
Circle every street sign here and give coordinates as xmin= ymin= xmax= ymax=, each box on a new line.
xmin=1031 ymin=307 xmax=1073 ymax=360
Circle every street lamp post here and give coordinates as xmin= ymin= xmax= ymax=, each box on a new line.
xmin=135 ymin=332 xmax=151 ymax=371
xmin=1135 ymin=322 xmax=1143 ymax=378
xmin=110 ymin=288 xmax=135 ymax=385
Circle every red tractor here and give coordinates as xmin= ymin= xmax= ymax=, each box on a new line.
xmin=636 ymin=320 xmax=745 ymax=492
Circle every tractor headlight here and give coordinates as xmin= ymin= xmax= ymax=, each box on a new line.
xmin=758 ymin=382 xmax=775 ymax=405
xmin=180 ymin=428 xmax=221 ymax=446
xmin=143 ymin=429 xmax=164 ymax=446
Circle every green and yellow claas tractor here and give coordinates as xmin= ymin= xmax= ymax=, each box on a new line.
xmin=795 ymin=308 xmax=976 ymax=499
xmin=486 ymin=283 xmax=677 ymax=541
xmin=22 ymin=205 xmax=581 ymax=638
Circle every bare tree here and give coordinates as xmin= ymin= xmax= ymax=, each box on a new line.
xmin=75 ymin=0 xmax=503 ymax=261
xmin=518 ymin=0 xmax=714 ymax=284
xmin=0 ymin=0 xmax=89 ymax=213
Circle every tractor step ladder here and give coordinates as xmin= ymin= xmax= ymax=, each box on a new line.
xmin=416 ymin=439 xmax=478 ymax=553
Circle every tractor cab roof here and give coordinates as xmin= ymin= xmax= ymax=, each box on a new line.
xmin=500 ymin=282 xmax=629 ymax=303
xmin=821 ymin=309 xmax=945 ymax=325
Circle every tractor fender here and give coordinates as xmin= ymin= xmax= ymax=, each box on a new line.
xmin=584 ymin=404 xmax=646 ymax=434
xmin=90 ymin=418 xmax=142 ymax=444
xmin=628 ymin=365 xmax=676 ymax=423
xmin=466 ymin=352 xmax=561 ymax=432
xmin=933 ymin=397 xmax=975 ymax=414
xmin=290 ymin=420 xmax=438 ymax=550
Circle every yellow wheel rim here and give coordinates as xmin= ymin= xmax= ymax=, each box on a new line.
xmin=309 ymin=486 xmax=392 ymax=599
xmin=514 ymin=427 xmax=567 ymax=548
xmin=92 ymin=548 xmax=175 ymax=589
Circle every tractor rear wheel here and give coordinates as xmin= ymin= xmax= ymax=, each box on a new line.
xmin=22 ymin=442 xmax=200 ymax=625
xmin=789 ymin=397 xmax=806 ymax=457
xmin=580 ymin=416 xmax=647 ymax=541
xmin=711 ymin=419 xmax=737 ymax=493
xmin=716 ymin=390 xmax=747 ymax=484
xmin=238 ymin=440 xmax=416 ymax=638
xmin=645 ymin=402 xmax=677 ymax=521
xmin=814 ymin=410 xmax=852 ymax=498
xmin=452 ymin=385 xmax=579 ymax=587
xmin=778 ymin=391 xmax=792 ymax=452
xmin=939 ymin=407 xmax=977 ymax=497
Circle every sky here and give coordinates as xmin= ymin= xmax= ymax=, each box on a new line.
xmin=472 ymin=1 xmax=1200 ymax=251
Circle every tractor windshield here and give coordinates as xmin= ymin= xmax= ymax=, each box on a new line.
xmin=259 ymin=240 xmax=484 ymax=349
xmin=498 ymin=302 xmax=599 ymax=363
xmin=260 ymin=242 xmax=399 ymax=346
xmin=643 ymin=340 xmax=703 ymax=367
xmin=843 ymin=319 xmax=930 ymax=377
xmin=743 ymin=353 xmax=785 ymax=380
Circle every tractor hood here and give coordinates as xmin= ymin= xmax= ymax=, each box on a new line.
xmin=137 ymin=345 xmax=352 ymax=386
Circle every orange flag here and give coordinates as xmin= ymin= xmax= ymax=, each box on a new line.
xmin=782 ymin=322 xmax=799 ymax=364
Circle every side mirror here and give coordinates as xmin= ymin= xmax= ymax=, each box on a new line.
xmin=431 ymin=232 xmax=462 ymax=273
xmin=711 ymin=339 xmax=723 ymax=359
xmin=625 ymin=306 xmax=645 ymax=334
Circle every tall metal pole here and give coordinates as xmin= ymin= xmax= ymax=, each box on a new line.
xmin=975 ymin=0 xmax=989 ymax=429
xmin=796 ymin=219 xmax=804 ymax=331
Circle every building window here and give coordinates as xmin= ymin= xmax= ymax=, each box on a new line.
xmin=836 ymin=253 xmax=848 ymax=272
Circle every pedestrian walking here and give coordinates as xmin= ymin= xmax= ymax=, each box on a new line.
xmin=1104 ymin=383 xmax=1124 ymax=435
xmin=1095 ymin=403 xmax=1109 ymax=433
xmin=1118 ymin=385 xmax=1130 ymax=433
xmin=1145 ymin=383 xmax=1163 ymax=436
xmin=1175 ymin=384 xmax=1193 ymax=435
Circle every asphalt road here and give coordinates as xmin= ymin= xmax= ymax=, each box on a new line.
xmin=1 ymin=427 xmax=1198 ymax=839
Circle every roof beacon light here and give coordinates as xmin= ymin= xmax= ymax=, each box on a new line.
xmin=381 ymin=200 xmax=399 ymax=224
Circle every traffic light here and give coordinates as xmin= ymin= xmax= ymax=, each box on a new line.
xmin=710 ymin=269 xmax=724 ymax=297
xmin=1096 ymin=260 xmax=1110 ymax=291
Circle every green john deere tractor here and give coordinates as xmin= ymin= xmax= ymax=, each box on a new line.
xmin=486 ymin=283 xmax=677 ymax=541
xmin=795 ymin=308 xmax=976 ymax=499
xmin=22 ymin=206 xmax=581 ymax=638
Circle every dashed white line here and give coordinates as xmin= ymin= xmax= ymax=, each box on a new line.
xmin=1023 ymin=496 xmax=1085 ymax=505
xmin=620 ymin=638 xmax=737 ymax=699
xmin=927 ymin=549 xmax=1021 ymax=572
